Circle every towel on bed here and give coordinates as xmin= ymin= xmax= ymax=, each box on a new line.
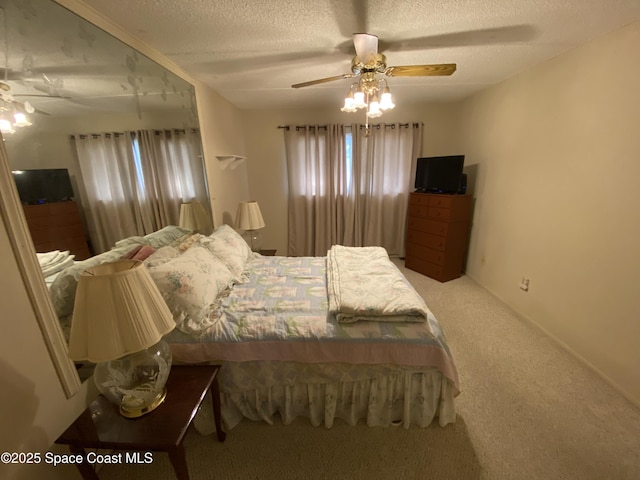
xmin=37 ymin=250 xmax=75 ymax=278
xmin=326 ymin=245 xmax=431 ymax=324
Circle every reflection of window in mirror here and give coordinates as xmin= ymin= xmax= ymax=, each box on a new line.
xmin=0 ymin=0 xmax=208 ymax=393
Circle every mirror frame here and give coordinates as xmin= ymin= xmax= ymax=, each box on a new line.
xmin=0 ymin=0 xmax=204 ymax=398
xmin=0 ymin=134 xmax=81 ymax=396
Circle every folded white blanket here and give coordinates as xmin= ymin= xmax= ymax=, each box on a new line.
xmin=37 ymin=250 xmax=66 ymax=268
xmin=327 ymin=245 xmax=432 ymax=324
xmin=40 ymin=253 xmax=75 ymax=278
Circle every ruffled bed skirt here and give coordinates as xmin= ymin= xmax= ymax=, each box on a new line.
xmin=193 ymin=361 xmax=457 ymax=434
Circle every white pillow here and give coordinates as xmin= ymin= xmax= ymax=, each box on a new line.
xmin=144 ymin=246 xmax=181 ymax=268
xmin=198 ymin=224 xmax=252 ymax=282
xmin=147 ymin=246 xmax=234 ymax=335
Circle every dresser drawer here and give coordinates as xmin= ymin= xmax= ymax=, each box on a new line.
xmin=428 ymin=206 xmax=452 ymax=221
xmin=405 ymin=256 xmax=444 ymax=280
xmin=409 ymin=193 xmax=429 ymax=206
xmin=428 ymin=196 xmax=453 ymax=208
xmin=406 ymin=230 xmax=447 ymax=251
xmin=407 ymin=217 xmax=449 ymax=236
xmin=29 ymin=222 xmax=85 ymax=244
xmin=408 ymin=203 xmax=429 ymax=218
xmin=406 ymin=242 xmax=445 ymax=265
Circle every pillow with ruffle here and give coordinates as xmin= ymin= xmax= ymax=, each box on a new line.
xmin=198 ymin=224 xmax=252 ymax=282
xmin=143 ymin=246 xmax=181 ymax=268
xmin=146 ymin=246 xmax=234 ymax=335
xmin=175 ymin=233 xmax=206 ymax=252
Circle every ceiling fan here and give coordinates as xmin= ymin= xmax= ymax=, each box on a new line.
xmin=0 ymin=80 xmax=51 ymax=116
xmin=291 ymin=33 xmax=456 ymax=89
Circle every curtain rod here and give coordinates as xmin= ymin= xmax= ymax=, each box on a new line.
xmin=277 ymin=122 xmax=422 ymax=130
xmin=70 ymin=128 xmax=200 ymax=140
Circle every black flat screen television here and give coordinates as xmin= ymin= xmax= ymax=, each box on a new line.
xmin=12 ymin=168 xmax=74 ymax=205
xmin=414 ymin=155 xmax=465 ymax=194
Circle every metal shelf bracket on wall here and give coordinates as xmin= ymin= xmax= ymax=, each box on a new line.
xmin=216 ymin=155 xmax=246 ymax=170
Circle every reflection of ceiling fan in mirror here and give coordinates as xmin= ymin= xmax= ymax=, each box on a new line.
xmin=0 ymin=80 xmax=42 ymax=133
xmin=0 ymin=70 xmax=74 ymax=133
xmin=292 ymin=33 xmax=456 ymax=127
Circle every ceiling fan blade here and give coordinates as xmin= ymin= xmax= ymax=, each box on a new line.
xmin=382 ymin=25 xmax=537 ymax=52
xmin=10 ymin=98 xmax=50 ymax=116
xmin=353 ymin=33 xmax=378 ymax=64
xmin=292 ymin=73 xmax=355 ymax=89
xmin=12 ymin=93 xmax=71 ymax=99
xmin=385 ymin=64 xmax=457 ymax=77
xmin=31 ymin=106 xmax=51 ymax=116
xmin=330 ymin=0 xmax=369 ymax=39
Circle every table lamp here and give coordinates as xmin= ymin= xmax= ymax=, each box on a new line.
xmin=68 ymin=260 xmax=175 ymax=418
xmin=235 ymin=201 xmax=265 ymax=251
xmin=179 ymin=201 xmax=211 ymax=234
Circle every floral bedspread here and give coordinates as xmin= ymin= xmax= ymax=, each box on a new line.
xmin=166 ymin=254 xmax=459 ymax=393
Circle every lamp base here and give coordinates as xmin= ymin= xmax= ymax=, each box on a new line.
xmin=120 ymin=387 xmax=167 ymax=418
xmin=93 ymin=340 xmax=172 ymax=419
xmin=242 ymin=229 xmax=263 ymax=252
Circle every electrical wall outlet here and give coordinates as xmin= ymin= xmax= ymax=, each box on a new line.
xmin=519 ymin=277 xmax=530 ymax=292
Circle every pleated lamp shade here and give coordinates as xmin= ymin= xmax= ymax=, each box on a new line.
xmin=179 ymin=201 xmax=211 ymax=232
xmin=235 ymin=201 xmax=265 ymax=230
xmin=68 ymin=260 xmax=175 ymax=363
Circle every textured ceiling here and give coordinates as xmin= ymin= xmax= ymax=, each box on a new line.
xmin=25 ymin=1 xmax=640 ymax=112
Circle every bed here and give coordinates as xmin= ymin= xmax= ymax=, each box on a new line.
xmin=48 ymin=225 xmax=460 ymax=431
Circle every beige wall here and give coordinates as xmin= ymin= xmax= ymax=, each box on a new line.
xmin=196 ymin=86 xmax=250 ymax=228
xmin=459 ymin=21 xmax=640 ymax=405
xmin=241 ymin=103 xmax=464 ymax=255
xmin=0 ymin=218 xmax=92 ymax=480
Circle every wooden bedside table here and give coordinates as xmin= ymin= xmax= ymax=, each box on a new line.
xmin=259 ymin=249 xmax=277 ymax=256
xmin=56 ymin=365 xmax=225 ymax=480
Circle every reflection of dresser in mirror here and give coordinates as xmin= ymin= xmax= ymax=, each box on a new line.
xmin=22 ymin=201 xmax=91 ymax=260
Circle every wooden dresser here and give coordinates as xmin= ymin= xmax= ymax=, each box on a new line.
xmin=405 ymin=193 xmax=472 ymax=282
xmin=22 ymin=200 xmax=91 ymax=260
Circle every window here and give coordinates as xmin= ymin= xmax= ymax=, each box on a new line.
xmin=131 ymin=136 xmax=146 ymax=198
xmin=345 ymin=130 xmax=353 ymax=195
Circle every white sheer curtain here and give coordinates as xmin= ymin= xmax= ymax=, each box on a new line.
xmin=135 ymin=129 xmax=210 ymax=226
xmin=284 ymin=125 xmax=349 ymax=256
xmin=73 ymin=133 xmax=143 ymax=253
xmin=350 ymin=123 xmax=423 ymax=256
xmin=73 ymin=129 xmax=207 ymax=253
xmin=284 ymin=123 xmax=422 ymax=257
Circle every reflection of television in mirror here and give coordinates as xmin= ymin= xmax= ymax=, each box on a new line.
xmin=414 ymin=155 xmax=465 ymax=194
xmin=11 ymin=168 xmax=74 ymax=205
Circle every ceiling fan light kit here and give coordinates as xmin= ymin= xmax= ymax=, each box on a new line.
xmin=340 ymin=75 xmax=395 ymax=119
xmin=292 ymin=33 xmax=456 ymax=134
xmin=0 ymin=88 xmax=34 ymax=134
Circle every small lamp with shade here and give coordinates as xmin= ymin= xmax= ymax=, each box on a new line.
xmin=235 ymin=201 xmax=265 ymax=252
xmin=68 ymin=260 xmax=175 ymax=418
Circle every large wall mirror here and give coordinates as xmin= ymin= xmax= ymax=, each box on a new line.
xmin=0 ymin=0 xmax=206 ymax=394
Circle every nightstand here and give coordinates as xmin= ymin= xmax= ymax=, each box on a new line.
xmin=56 ymin=365 xmax=225 ymax=480
xmin=259 ymin=249 xmax=277 ymax=256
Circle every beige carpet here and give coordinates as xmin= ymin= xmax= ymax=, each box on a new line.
xmin=98 ymin=264 xmax=640 ymax=480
